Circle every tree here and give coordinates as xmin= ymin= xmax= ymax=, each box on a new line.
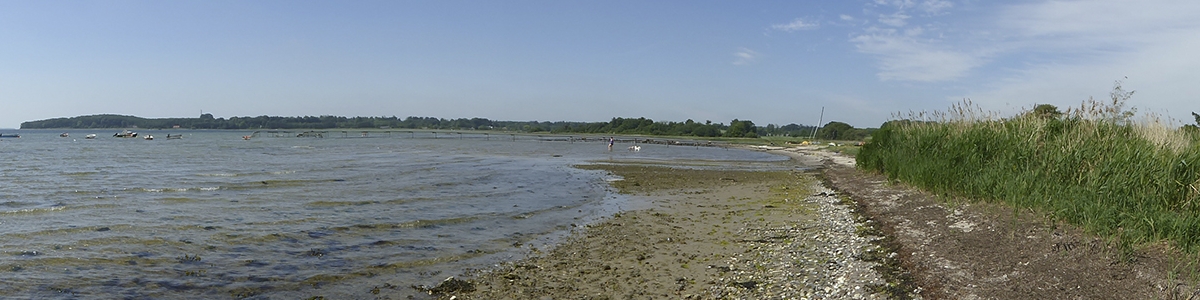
xmin=725 ymin=119 xmax=757 ymax=138
xmin=1031 ymin=104 xmax=1062 ymax=119
xmin=817 ymin=121 xmax=854 ymax=140
xmin=1185 ymin=112 xmax=1200 ymax=134
xmin=693 ymin=125 xmax=720 ymax=137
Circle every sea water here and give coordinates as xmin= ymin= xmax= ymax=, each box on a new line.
xmin=0 ymin=129 xmax=787 ymax=299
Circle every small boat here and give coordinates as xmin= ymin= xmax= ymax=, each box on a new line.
xmin=85 ymin=134 xmax=97 ymax=139
xmin=296 ymin=131 xmax=324 ymax=138
xmin=0 ymin=133 xmax=19 ymax=138
xmin=60 ymin=133 xmax=69 ymax=137
xmin=144 ymin=135 xmax=154 ymax=140
xmin=114 ymin=130 xmax=138 ymax=138
xmin=165 ymin=134 xmax=183 ymax=139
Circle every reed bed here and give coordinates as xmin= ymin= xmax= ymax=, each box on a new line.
xmin=858 ymin=95 xmax=1200 ymax=252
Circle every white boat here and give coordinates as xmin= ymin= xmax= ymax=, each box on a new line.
xmin=144 ymin=135 xmax=154 ymax=140
xmin=60 ymin=133 xmax=69 ymax=137
xmin=85 ymin=134 xmax=97 ymax=139
xmin=114 ymin=130 xmax=138 ymax=138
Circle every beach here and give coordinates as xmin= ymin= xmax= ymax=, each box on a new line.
xmin=420 ymin=146 xmax=1198 ymax=300
xmin=429 ymin=150 xmax=892 ymax=299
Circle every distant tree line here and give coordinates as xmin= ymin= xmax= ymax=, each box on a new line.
xmin=1186 ymin=112 xmax=1200 ymax=134
xmin=21 ymin=114 xmax=873 ymax=140
xmin=814 ymin=121 xmax=875 ymax=141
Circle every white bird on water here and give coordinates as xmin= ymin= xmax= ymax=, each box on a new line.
xmin=627 ymin=145 xmax=641 ymax=152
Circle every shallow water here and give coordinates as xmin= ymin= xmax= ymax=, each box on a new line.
xmin=0 ymin=129 xmax=786 ymax=299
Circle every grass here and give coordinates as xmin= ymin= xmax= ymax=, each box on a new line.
xmin=858 ymin=97 xmax=1200 ymax=252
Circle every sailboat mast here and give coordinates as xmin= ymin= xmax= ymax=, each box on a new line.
xmin=812 ymin=107 xmax=824 ymax=140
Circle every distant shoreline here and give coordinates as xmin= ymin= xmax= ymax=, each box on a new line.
xmin=19 ymin=114 xmax=845 ymax=140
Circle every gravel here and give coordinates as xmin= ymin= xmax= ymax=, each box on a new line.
xmin=709 ymin=183 xmax=891 ymax=299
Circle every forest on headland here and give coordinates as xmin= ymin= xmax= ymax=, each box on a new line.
xmin=20 ymin=113 xmax=876 ymax=140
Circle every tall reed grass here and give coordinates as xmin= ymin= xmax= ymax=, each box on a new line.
xmin=858 ymin=94 xmax=1200 ymax=251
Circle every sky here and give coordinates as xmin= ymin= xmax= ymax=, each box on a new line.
xmin=3 ymin=0 xmax=1199 ymax=129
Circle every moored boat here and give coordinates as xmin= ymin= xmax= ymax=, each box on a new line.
xmin=85 ymin=134 xmax=97 ymax=139
xmin=113 ymin=130 xmax=138 ymax=138
xmin=0 ymin=133 xmax=20 ymax=138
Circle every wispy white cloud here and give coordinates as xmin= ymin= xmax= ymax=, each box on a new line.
xmin=849 ymin=0 xmax=975 ymax=82
xmin=877 ymin=12 xmax=909 ymax=27
xmin=903 ymin=26 xmax=923 ymax=37
xmin=851 ymin=28 xmax=982 ymax=82
xmin=872 ymin=0 xmax=905 ymax=7
xmin=996 ymin=0 xmax=1200 ymax=53
xmin=852 ymin=0 xmax=1200 ymax=85
xmin=732 ymin=47 xmax=760 ymax=65
xmin=918 ymin=0 xmax=953 ymax=14
xmin=847 ymin=0 xmax=984 ymax=82
xmin=771 ymin=18 xmax=819 ymax=32
xmin=839 ymin=14 xmax=855 ymax=21
xmin=960 ymin=0 xmax=1200 ymax=116
xmin=872 ymin=0 xmax=953 ymax=14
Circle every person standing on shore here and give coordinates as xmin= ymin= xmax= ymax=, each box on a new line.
xmin=608 ymin=137 xmax=614 ymax=151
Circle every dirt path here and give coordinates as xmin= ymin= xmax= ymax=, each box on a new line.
xmin=797 ymin=147 xmax=1196 ymax=299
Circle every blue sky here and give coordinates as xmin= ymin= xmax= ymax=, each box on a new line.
xmin=3 ymin=0 xmax=1199 ymax=129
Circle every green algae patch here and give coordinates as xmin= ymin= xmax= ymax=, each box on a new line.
xmin=575 ymin=163 xmax=808 ymax=195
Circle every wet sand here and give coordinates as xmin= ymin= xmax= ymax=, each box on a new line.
xmin=419 ymin=154 xmax=890 ymax=299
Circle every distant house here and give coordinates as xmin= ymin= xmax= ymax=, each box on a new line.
xmin=173 ymin=125 xmax=181 ymax=128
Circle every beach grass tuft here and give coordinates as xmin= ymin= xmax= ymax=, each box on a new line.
xmin=858 ymin=89 xmax=1200 ymax=252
